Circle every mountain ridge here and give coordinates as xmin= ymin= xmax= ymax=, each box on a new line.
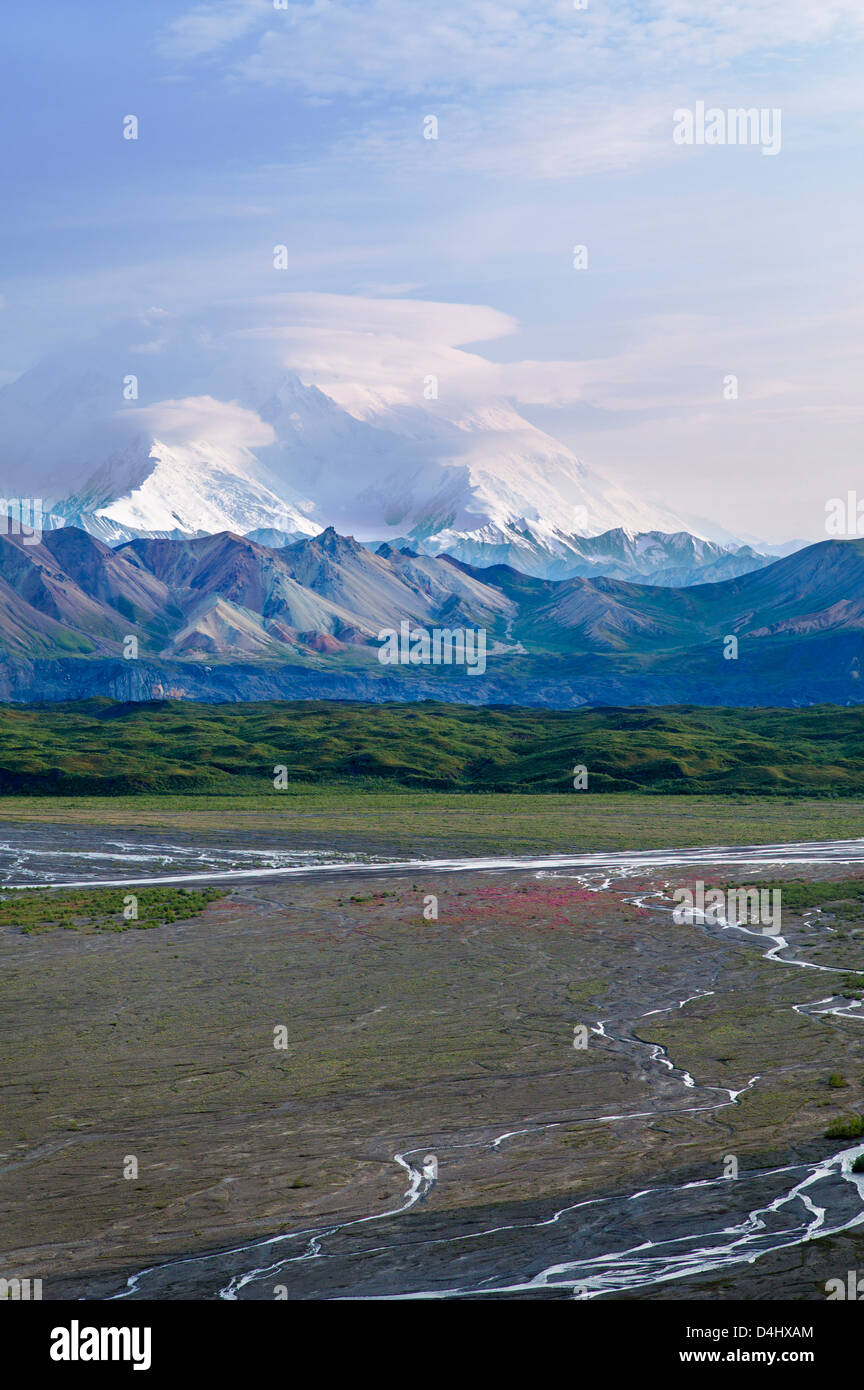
xmin=0 ymin=525 xmax=862 ymax=707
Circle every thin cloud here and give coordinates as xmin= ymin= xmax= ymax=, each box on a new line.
xmin=119 ymin=395 xmax=276 ymax=448
xmin=156 ymin=0 xmax=267 ymax=61
xmin=159 ymin=1 xmax=864 ymax=94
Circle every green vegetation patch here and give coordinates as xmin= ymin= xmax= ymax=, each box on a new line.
xmin=1 ymin=698 xmax=864 ymax=795
xmin=755 ymin=877 xmax=864 ymax=916
xmin=825 ymin=1114 xmax=864 ymax=1140
xmin=0 ymin=886 xmax=225 ymax=935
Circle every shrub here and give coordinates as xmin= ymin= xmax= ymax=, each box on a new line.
xmin=825 ymin=1114 xmax=864 ymax=1140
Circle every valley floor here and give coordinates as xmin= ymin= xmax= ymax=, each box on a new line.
xmin=1 ymin=790 xmax=864 ymax=855
xmin=1 ymin=801 xmax=863 ymax=1300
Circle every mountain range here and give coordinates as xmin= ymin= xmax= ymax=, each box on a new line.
xmin=363 ymin=526 xmax=774 ymax=586
xmin=0 ymin=305 xmax=837 ymax=707
xmin=0 ymin=525 xmax=862 ymax=708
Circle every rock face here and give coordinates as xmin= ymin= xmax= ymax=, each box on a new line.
xmin=0 ymin=525 xmax=518 ymax=661
xmin=0 ymin=527 xmax=864 ymax=706
xmin=0 ymin=641 xmax=863 ymax=708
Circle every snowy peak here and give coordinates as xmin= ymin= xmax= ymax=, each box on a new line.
xmin=0 ymin=303 xmax=707 ymax=549
xmin=93 ymin=436 xmax=319 ymax=541
xmin=404 ymin=520 xmax=771 ymax=585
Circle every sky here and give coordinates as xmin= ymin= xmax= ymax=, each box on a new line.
xmin=1 ymin=0 xmax=863 ymax=543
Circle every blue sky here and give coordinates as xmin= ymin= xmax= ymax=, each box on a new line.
xmin=2 ymin=0 xmax=863 ymax=540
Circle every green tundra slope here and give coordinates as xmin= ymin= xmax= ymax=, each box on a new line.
xmin=0 ymin=698 xmax=862 ymax=795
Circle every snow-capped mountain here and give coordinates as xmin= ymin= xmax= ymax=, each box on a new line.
xmin=0 ymin=303 xmax=706 ymax=549
xmin=395 ymin=523 xmax=772 ymax=585
xmin=250 ymin=522 xmax=773 ymax=585
xmin=51 ymin=432 xmax=321 ymax=545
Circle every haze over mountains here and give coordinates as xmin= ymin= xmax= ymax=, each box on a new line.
xmin=0 ymin=300 xmax=844 ymax=708
xmin=0 ymin=304 xmax=753 ymax=571
xmin=0 ymin=524 xmax=862 ymax=708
